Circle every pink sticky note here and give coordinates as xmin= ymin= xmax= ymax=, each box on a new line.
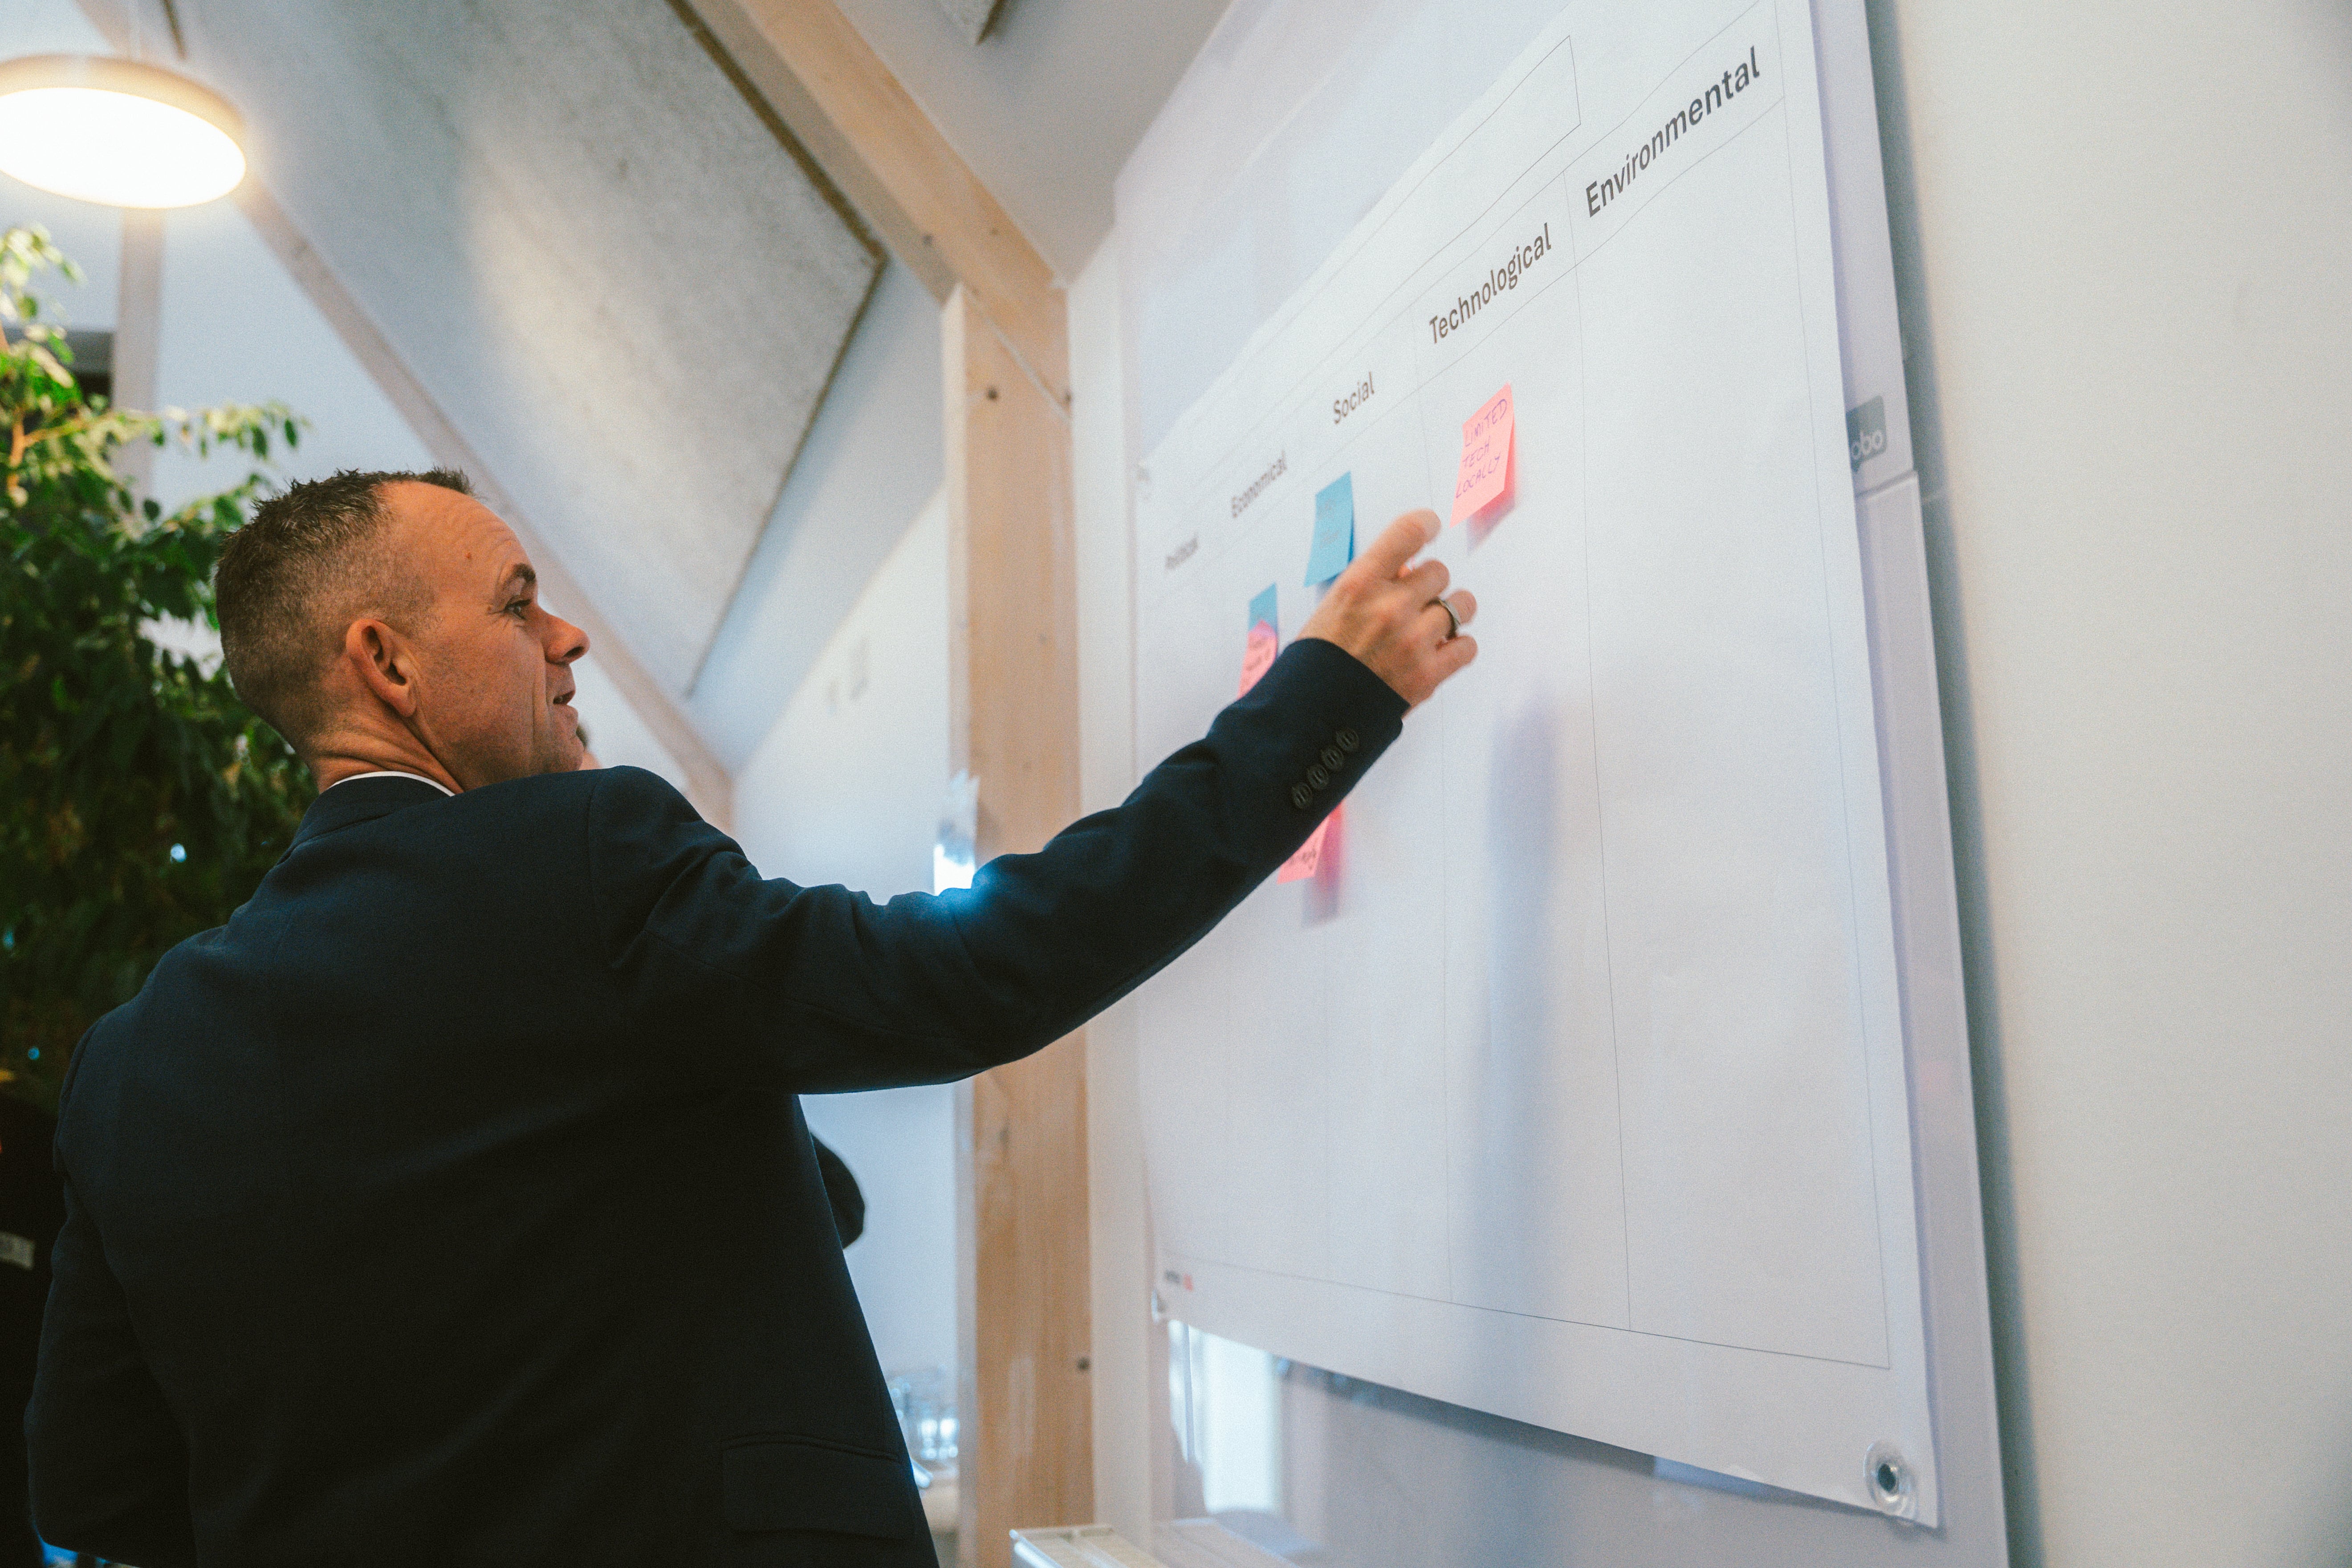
xmin=1278 ymin=806 xmax=1338 ymax=884
xmin=1450 ymin=384 xmax=1514 ymax=523
xmin=1238 ymin=623 xmax=1278 ymax=696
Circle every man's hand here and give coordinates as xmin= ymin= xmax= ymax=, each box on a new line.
xmin=1298 ymin=508 xmax=1477 ymax=707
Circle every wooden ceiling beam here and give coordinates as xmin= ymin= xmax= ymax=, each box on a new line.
xmin=674 ymin=0 xmax=1070 ymax=408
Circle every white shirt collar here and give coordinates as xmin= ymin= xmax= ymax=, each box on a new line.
xmin=328 ymin=770 xmax=456 ymax=798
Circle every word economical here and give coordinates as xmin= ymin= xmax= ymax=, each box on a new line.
xmin=1231 ymin=452 xmax=1287 ymax=520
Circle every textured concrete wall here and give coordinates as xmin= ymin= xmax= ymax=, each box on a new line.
xmin=689 ymin=260 xmax=943 ymax=769
xmin=165 ymin=0 xmax=882 ymax=692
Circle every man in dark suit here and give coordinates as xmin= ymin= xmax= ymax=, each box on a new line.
xmin=27 ymin=468 xmax=1475 ymax=1566
xmin=0 ymin=1095 xmax=62 ymax=1568
xmin=578 ymin=731 xmax=867 ymax=1252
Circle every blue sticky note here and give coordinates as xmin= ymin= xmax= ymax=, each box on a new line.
xmin=1306 ymin=474 xmax=1355 ymax=585
xmin=1248 ymin=583 xmax=1279 ymax=638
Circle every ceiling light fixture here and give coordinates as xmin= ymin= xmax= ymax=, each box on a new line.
xmin=0 ymin=54 xmax=246 ymax=208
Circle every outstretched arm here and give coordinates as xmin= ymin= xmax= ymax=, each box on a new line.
xmin=596 ymin=510 xmax=1477 ymax=1092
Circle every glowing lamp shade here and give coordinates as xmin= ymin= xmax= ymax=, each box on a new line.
xmin=0 ymin=55 xmax=246 ymax=208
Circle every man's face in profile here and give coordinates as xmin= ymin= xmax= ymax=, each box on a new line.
xmin=380 ymin=481 xmax=588 ymax=786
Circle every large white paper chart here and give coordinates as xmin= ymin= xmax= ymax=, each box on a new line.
xmin=1130 ymin=0 xmax=1938 ymax=1523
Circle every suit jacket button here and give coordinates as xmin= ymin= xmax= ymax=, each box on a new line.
xmin=1307 ymin=764 xmax=1330 ymax=789
xmin=1320 ymin=745 xmax=1345 ymax=770
xmin=1335 ymin=728 xmax=1361 ymax=753
xmin=1291 ymin=783 xmax=1314 ymax=810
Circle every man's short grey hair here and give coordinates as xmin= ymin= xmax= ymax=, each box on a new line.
xmin=215 ymin=468 xmax=471 ymax=749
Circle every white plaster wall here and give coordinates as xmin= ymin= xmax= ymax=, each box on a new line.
xmin=729 ymin=493 xmax=958 ymax=1379
xmin=832 ymin=0 xmax=1228 ymax=277
xmin=1874 ymin=2 xmax=2352 ymax=1562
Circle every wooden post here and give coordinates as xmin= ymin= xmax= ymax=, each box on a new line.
xmin=667 ymin=4 xmax=1098 ymax=1554
xmin=675 ymin=0 xmax=1068 ymax=407
xmin=944 ymin=285 xmax=1091 ymax=1566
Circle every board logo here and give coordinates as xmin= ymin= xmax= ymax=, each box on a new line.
xmin=1847 ymin=395 xmax=1886 ymax=472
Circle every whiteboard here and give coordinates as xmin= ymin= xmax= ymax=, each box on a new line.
xmin=1119 ymin=0 xmax=1991 ymax=1535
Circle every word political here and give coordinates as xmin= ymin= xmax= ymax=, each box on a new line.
xmin=1231 ymin=452 xmax=1286 ymax=519
xmin=1428 ymin=224 xmax=1553 ymax=344
xmin=1332 ymin=371 xmax=1376 ymax=425
xmin=1587 ymin=46 xmax=1765 ymax=217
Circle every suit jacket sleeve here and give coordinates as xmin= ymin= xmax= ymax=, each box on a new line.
xmin=25 ymin=1066 xmax=197 ymax=1568
xmin=592 ymin=637 xmax=1408 ymax=1093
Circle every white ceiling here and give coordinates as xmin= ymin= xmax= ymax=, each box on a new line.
xmin=155 ymin=0 xmax=883 ymax=694
xmin=835 ymin=0 xmax=1232 ymax=279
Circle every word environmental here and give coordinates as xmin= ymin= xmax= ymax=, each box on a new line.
xmin=1587 ymin=46 xmax=1764 ymax=216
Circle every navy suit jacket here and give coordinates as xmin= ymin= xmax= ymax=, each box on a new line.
xmin=26 ymin=640 xmax=1404 ymax=1568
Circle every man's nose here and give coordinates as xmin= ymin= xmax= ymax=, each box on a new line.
xmin=548 ymin=615 xmax=589 ymax=664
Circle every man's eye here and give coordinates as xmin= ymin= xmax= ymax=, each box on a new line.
xmin=508 ymin=599 xmax=531 ymax=617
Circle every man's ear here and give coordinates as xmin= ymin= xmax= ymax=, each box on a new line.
xmin=344 ymin=618 xmax=420 ymax=718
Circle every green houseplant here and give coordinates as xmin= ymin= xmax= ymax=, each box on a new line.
xmin=1 ymin=224 xmax=308 ymax=1111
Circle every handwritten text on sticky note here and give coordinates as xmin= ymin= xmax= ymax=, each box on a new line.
xmin=1239 ymin=626 xmax=1277 ymax=696
xmin=1306 ymin=473 xmax=1355 ymax=585
xmin=1451 ymin=384 xmax=1513 ymax=523
xmin=1239 ymin=584 xmax=1279 ymax=696
xmin=1278 ymin=805 xmax=1338 ymax=884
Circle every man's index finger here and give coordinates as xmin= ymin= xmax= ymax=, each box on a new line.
xmin=1355 ymin=509 xmax=1440 ymax=581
